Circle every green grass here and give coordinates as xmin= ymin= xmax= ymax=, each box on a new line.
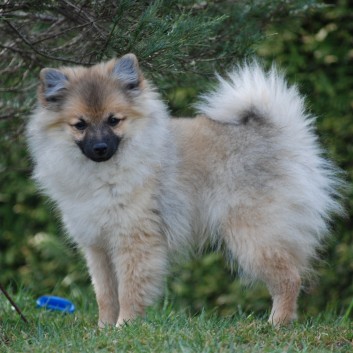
xmin=1 ymin=289 xmax=352 ymax=353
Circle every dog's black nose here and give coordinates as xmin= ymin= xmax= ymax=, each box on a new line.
xmin=93 ymin=142 xmax=108 ymax=156
xmin=78 ymin=134 xmax=120 ymax=162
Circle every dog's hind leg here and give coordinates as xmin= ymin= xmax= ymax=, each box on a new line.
xmin=266 ymin=264 xmax=301 ymax=325
xmin=84 ymin=246 xmax=119 ymax=328
xmin=112 ymin=230 xmax=168 ymax=327
xmin=222 ymin=211 xmax=302 ymax=325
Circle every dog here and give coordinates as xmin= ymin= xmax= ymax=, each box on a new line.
xmin=27 ymin=53 xmax=342 ymax=327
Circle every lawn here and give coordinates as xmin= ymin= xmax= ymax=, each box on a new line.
xmin=1 ymin=289 xmax=352 ymax=353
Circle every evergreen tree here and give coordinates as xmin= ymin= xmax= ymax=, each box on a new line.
xmin=1 ymin=0 xmax=320 ymax=118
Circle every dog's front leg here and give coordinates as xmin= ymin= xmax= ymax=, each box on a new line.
xmin=83 ymin=246 xmax=119 ymax=328
xmin=113 ymin=230 xmax=168 ymax=327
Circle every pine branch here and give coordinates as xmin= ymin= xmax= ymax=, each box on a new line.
xmin=0 ymin=0 xmax=321 ymax=119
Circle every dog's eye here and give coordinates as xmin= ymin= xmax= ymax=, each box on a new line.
xmin=73 ymin=119 xmax=88 ymax=131
xmin=107 ymin=115 xmax=123 ymax=127
xmin=125 ymin=82 xmax=138 ymax=90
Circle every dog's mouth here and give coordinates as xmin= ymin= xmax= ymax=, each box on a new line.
xmin=87 ymin=154 xmax=114 ymax=163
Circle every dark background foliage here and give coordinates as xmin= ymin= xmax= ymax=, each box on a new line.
xmin=0 ymin=0 xmax=352 ymax=318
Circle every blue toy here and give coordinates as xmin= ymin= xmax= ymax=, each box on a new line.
xmin=36 ymin=295 xmax=75 ymax=313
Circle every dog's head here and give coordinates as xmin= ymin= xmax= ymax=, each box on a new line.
xmin=38 ymin=54 xmax=145 ymax=162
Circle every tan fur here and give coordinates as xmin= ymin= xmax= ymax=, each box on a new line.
xmin=84 ymin=246 xmax=119 ymax=327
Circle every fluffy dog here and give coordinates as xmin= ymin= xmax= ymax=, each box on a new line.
xmin=27 ymin=54 xmax=341 ymax=327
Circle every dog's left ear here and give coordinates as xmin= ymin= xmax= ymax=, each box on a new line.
xmin=113 ymin=53 xmax=143 ymax=94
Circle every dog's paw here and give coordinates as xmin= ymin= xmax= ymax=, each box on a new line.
xmin=115 ymin=318 xmax=130 ymax=328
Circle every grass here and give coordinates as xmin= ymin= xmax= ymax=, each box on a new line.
xmin=1 ymin=289 xmax=353 ymax=353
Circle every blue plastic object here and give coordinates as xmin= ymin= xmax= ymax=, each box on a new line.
xmin=36 ymin=295 xmax=75 ymax=313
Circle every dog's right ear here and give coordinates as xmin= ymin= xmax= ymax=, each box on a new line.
xmin=39 ymin=68 xmax=69 ymax=109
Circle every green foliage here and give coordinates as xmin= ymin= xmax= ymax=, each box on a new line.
xmin=168 ymin=253 xmax=270 ymax=317
xmin=0 ymin=0 xmax=322 ymax=116
xmin=1 ymin=0 xmax=352 ymax=322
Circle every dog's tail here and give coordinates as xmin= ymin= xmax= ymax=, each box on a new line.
xmin=196 ymin=61 xmax=309 ymax=130
xmin=196 ymin=61 xmax=344 ymax=249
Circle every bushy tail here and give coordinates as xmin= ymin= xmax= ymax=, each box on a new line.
xmin=196 ymin=61 xmax=310 ymax=130
xmin=196 ymin=61 xmax=344 ymax=251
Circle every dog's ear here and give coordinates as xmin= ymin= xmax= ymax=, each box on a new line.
xmin=113 ymin=53 xmax=143 ymax=94
xmin=39 ymin=68 xmax=69 ymax=109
